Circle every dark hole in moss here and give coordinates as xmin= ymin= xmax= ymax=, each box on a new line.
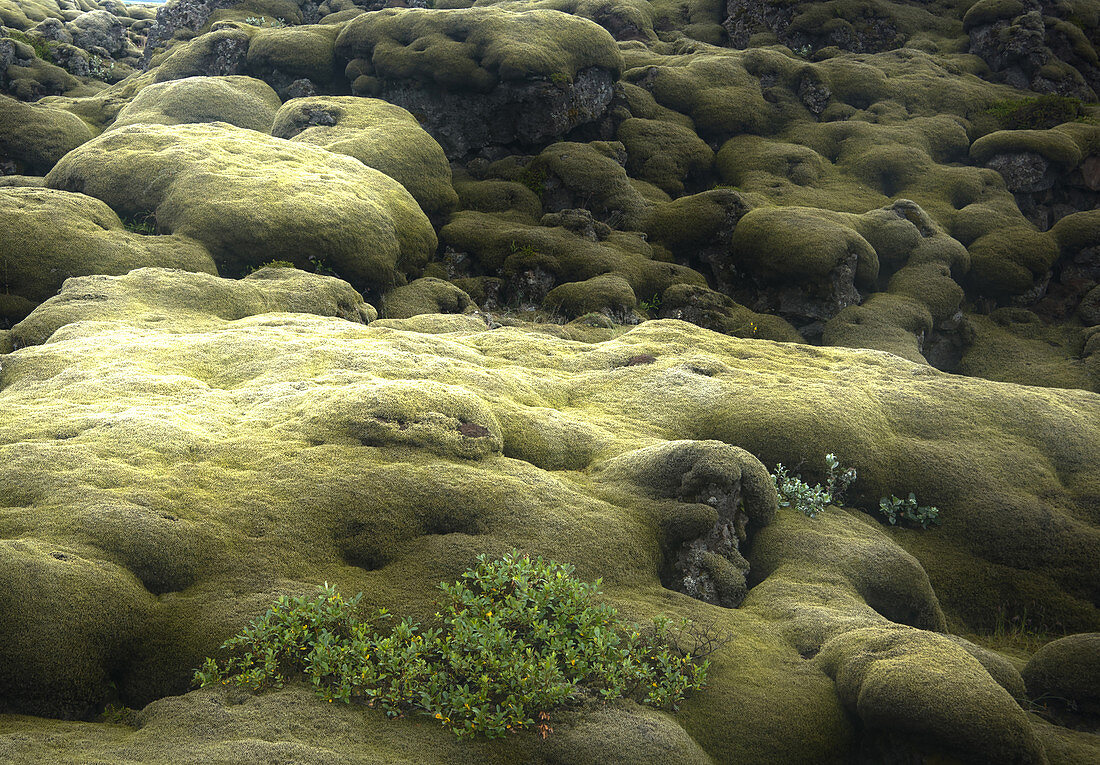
xmin=458 ymin=422 xmax=491 ymax=438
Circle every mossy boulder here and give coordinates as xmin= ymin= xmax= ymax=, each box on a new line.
xmin=0 ymin=93 xmax=92 ymax=175
xmin=0 ymin=187 xmax=216 ymax=325
xmin=10 ymin=266 xmax=377 ymax=348
xmin=1021 ymin=633 xmax=1100 ymax=721
xmin=544 ymin=272 xmax=637 ymax=321
xmin=335 ymin=8 xmax=623 ymax=156
xmin=245 ymin=22 xmax=341 ymax=97
xmin=108 ymin=75 xmax=281 ymax=133
xmin=616 ymin=117 xmax=714 ymax=196
xmin=380 ymin=277 xmax=474 ymax=320
xmin=44 ymin=121 xmax=436 ymax=296
xmin=818 ymin=626 xmax=1045 ymax=763
xmin=272 ymin=95 xmax=458 ymax=219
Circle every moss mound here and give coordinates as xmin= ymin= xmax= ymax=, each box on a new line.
xmin=271 ymin=95 xmax=458 ymax=218
xmin=108 ymin=75 xmax=281 ymax=133
xmin=43 ymin=121 xmax=436 ymax=296
xmin=0 ymin=93 xmax=93 ymax=175
xmin=0 ymin=187 xmax=216 ymax=324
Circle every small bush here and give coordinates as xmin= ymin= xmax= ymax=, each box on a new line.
xmin=195 ymin=552 xmax=708 ymax=738
xmin=877 ymin=492 xmax=940 ymax=529
xmin=771 ymin=453 xmax=856 ymax=518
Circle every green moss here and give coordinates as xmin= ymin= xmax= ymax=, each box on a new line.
xmin=10 ymin=266 xmax=377 ymax=348
xmin=729 ymin=206 xmax=878 ymax=286
xmin=0 ymin=94 xmax=93 ymax=175
xmin=108 ymin=75 xmax=281 ymax=133
xmin=970 ymin=129 xmax=1084 ymax=167
xmin=441 ymin=210 xmax=705 ymax=303
xmin=44 ymin=122 xmax=436 ymax=295
xmin=616 ymin=117 xmax=713 ymax=196
xmin=246 ymin=23 xmax=340 ymax=86
xmin=817 ymin=626 xmax=1045 ymax=763
xmin=986 ymin=94 xmax=1088 ymax=130
xmin=961 ymin=0 xmax=1025 ymax=29
xmin=0 ymin=188 xmax=216 ymax=325
xmin=334 ymin=7 xmax=623 ymax=91
xmin=381 ymin=277 xmax=474 ymax=320
xmin=544 ymin=273 xmax=637 ymax=320
xmin=272 ymin=96 xmax=458 ymax=218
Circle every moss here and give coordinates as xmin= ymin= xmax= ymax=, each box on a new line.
xmin=380 ymin=277 xmax=474 ymax=320
xmin=729 ymin=206 xmax=878 ymax=287
xmin=441 ymin=210 xmax=706 ymax=304
xmin=150 ymin=28 xmax=255 ymax=83
xmin=526 ymin=141 xmax=652 ymax=230
xmin=615 ymin=117 xmax=714 ymax=196
xmin=544 ymin=273 xmax=637 ymax=320
xmin=108 ymin=75 xmax=281 ymax=133
xmin=245 ymin=23 xmax=340 ymax=86
xmin=0 ymin=94 xmax=93 ymax=175
xmin=986 ymin=94 xmax=1087 ymax=130
xmin=334 ymin=7 xmax=623 ymax=91
xmin=961 ymin=0 xmax=1026 ymax=29
xmin=817 ymin=626 xmax=1046 ymax=763
xmin=11 ymin=267 xmax=377 ymax=348
xmin=970 ymin=129 xmax=1084 ymax=167
xmin=955 ymin=312 xmax=1097 ymax=392
xmin=966 ymin=227 xmax=1059 ymax=298
xmin=44 ymin=122 xmax=436 ymax=295
xmin=0 ymin=188 xmax=216 ymax=325
xmin=642 ymin=188 xmax=749 ymax=259
xmin=453 ymin=173 xmax=544 ymax=220
xmin=272 ymin=96 xmax=458 ymax=219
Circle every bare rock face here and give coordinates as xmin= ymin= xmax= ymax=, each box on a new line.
xmin=986 ymin=151 xmax=1056 ymax=193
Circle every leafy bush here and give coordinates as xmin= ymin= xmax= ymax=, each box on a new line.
xmin=877 ymin=493 xmax=940 ymax=528
xmin=195 ymin=552 xmax=708 ymax=738
xmin=771 ymin=453 xmax=856 ymax=518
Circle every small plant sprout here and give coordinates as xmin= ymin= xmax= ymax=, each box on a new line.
xmin=771 ymin=453 xmax=856 ymax=518
xmin=877 ymin=493 xmax=940 ymax=529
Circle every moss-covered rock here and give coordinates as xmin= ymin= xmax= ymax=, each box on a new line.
xmin=272 ymin=95 xmax=458 ymax=218
xmin=44 ymin=121 xmax=436 ymax=296
xmin=11 ymin=266 xmax=377 ymax=348
xmin=0 ymin=93 xmax=92 ymax=174
xmin=0 ymin=187 xmax=216 ymax=325
xmin=1021 ymin=632 xmax=1100 ymax=719
xmin=616 ymin=116 xmax=714 ymax=196
xmin=380 ymin=277 xmax=473 ymax=320
xmin=544 ymin=272 xmax=637 ymax=321
xmin=108 ymin=75 xmax=281 ymax=133
xmin=818 ymin=626 xmax=1046 ymax=763
xmin=335 ymin=8 xmax=623 ymax=155
xmin=0 ymin=300 xmax=1098 ymax=757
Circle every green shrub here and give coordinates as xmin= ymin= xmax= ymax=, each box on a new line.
xmin=877 ymin=492 xmax=940 ymax=529
xmin=194 ymin=552 xmax=708 ymax=738
xmin=771 ymin=453 xmax=856 ymax=518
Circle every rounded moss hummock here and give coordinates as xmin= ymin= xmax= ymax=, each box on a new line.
xmin=271 ymin=95 xmax=458 ymax=219
xmin=43 ymin=121 xmax=437 ymax=295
